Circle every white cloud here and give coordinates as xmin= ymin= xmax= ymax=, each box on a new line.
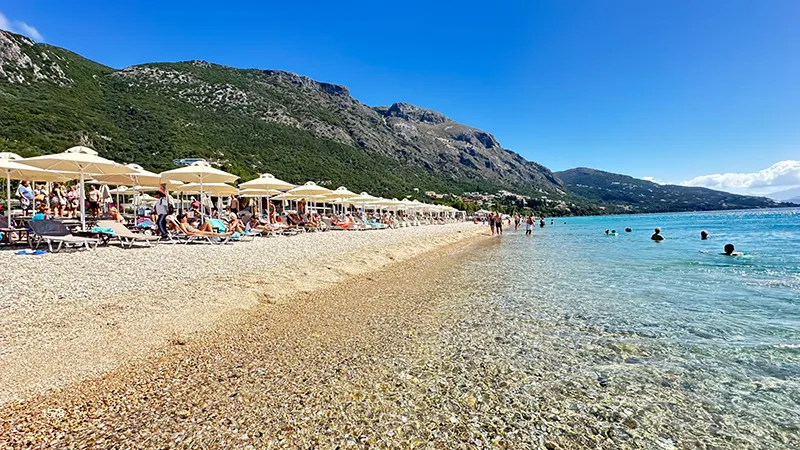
xmin=682 ymin=160 xmax=800 ymax=193
xmin=0 ymin=12 xmax=10 ymax=31
xmin=641 ymin=176 xmax=665 ymax=185
xmin=14 ymin=21 xmax=43 ymax=42
xmin=0 ymin=11 xmax=44 ymax=42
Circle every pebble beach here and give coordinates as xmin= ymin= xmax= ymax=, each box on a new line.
xmin=0 ymin=223 xmax=481 ymax=407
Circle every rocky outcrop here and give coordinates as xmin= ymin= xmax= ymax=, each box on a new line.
xmin=0 ymin=31 xmax=71 ymax=85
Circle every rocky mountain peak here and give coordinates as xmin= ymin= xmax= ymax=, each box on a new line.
xmin=260 ymin=69 xmax=349 ymax=97
xmin=0 ymin=30 xmax=71 ymax=85
xmin=375 ymin=102 xmax=448 ymax=125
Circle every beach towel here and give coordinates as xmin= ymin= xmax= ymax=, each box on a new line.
xmin=207 ymin=218 xmax=227 ymax=232
xmin=91 ymin=226 xmax=116 ymax=235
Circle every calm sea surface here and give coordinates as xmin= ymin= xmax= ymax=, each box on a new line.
xmin=462 ymin=208 xmax=799 ymax=446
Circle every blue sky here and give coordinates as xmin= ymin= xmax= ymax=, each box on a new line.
xmin=2 ymin=1 xmax=799 ymax=194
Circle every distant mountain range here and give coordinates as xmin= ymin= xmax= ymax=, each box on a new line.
xmin=0 ymin=29 xmax=792 ymax=215
xmin=766 ymin=187 xmax=800 ymax=204
xmin=555 ymin=168 xmax=794 ymax=213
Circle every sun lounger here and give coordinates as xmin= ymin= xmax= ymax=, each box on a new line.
xmin=28 ymin=220 xmax=99 ymax=253
xmin=166 ymin=216 xmax=232 ymax=244
xmin=96 ymin=220 xmax=161 ymax=248
xmin=0 ymin=216 xmax=29 ymax=245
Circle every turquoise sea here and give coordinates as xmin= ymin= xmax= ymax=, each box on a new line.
xmin=464 ymin=208 xmax=799 ymax=447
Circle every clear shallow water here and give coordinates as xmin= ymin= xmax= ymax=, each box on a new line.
xmin=465 ymin=208 xmax=800 ymax=446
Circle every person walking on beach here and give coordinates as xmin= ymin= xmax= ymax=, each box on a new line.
xmin=488 ymin=213 xmax=496 ymax=235
xmin=525 ymin=215 xmax=533 ymax=236
xmin=495 ymin=213 xmax=503 ymax=236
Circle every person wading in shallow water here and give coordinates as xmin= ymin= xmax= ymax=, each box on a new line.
xmin=723 ymin=243 xmax=743 ymax=256
xmin=651 ymin=227 xmax=665 ymax=241
xmin=495 ymin=213 xmax=503 ymax=236
xmin=525 ymin=215 xmax=533 ymax=236
xmin=488 ymin=213 xmax=496 ymax=235
xmin=514 ymin=214 xmax=520 ymax=231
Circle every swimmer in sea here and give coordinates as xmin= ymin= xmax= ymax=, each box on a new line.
xmin=723 ymin=243 xmax=743 ymax=256
xmin=625 ymin=228 xmax=632 ymax=233
xmin=605 ymin=229 xmax=610 ymax=235
xmin=651 ymin=227 xmax=664 ymax=241
xmin=701 ymin=230 xmax=709 ymax=240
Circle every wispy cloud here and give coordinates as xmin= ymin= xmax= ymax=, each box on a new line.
xmin=682 ymin=160 xmax=800 ymax=193
xmin=0 ymin=11 xmax=44 ymax=42
xmin=641 ymin=176 xmax=665 ymax=185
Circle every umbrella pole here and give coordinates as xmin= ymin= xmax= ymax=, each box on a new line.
xmin=200 ymin=178 xmax=204 ymax=222
xmin=6 ymin=173 xmax=10 ymax=218
xmin=79 ymin=171 xmax=86 ymax=229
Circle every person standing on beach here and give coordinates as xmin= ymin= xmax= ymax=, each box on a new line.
xmin=489 ymin=212 xmax=496 ymax=235
xmin=495 ymin=213 xmax=503 ymax=235
xmin=525 ymin=215 xmax=533 ymax=236
xmin=88 ymin=184 xmax=101 ymax=217
xmin=16 ymin=180 xmax=34 ymax=216
xmin=154 ymin=192 xmax=170 ymax=238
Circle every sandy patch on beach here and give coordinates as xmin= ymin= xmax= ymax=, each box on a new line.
xmin=0 ymin=223 xmax=483 ymax=406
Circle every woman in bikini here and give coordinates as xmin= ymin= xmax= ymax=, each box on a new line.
xmin=176 ymin=213 xmax=231 ymax=237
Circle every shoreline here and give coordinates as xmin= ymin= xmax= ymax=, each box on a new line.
xmin=0 ymin=223 xmax=486 ymax=407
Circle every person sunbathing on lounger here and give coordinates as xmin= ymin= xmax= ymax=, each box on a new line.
xmin=176 ymin=213 xmax=231 ymax=237
xmin=224 ymin=210 xmax=245 ymax=233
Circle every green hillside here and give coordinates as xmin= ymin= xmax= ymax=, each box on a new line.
xmin=555 ymin=168 xmax=790 ymax=213
xmin=0 ymin=30 xmax=565 ymax=200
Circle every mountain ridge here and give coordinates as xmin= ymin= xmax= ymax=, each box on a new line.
xmin=0 ymin=29 xmax=568 ymax=201
xmin=555 ymin=167 xmax=792 ymax=213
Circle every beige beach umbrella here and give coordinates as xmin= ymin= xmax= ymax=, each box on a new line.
xmin=270 ymin=192 xmax=304 ymax=201
xmin=239 ymin=173 xmax=294 ymax=191
xmin=239 ymin=188 xmax=282 ymax=197
xmin=94 ymin=164 xmax=157 ymax=186
xmin=323 ymin=186 xmax=358 ymax=199
xmin=239 ymin=174 xmax=295 ymax=222
xmin=322 ymin=186 xmax=358 ymax=214
xmin=160 ymin=161 xmax=238 ymax=184
xmin=0 ymin=155 xmax=64 ymax=218
xmin=347 ymin=192 xmax=379 ymax=215
xmin=177 ymin=182 xmax=238 ymax=196
xmin=0 ymin=152 xmax=24 ymax=161
xmin=21 ymin=146 xmax=132 ymax=228
xmin=286 ymin=181 xmax=332 ymax=198
xmin=286 ymin=182 xmax=332 ymax=215
xmin=135 ymin=193 xmax=157 ymax=203
xmin=160 ymin=161 xmax=238 ymax=216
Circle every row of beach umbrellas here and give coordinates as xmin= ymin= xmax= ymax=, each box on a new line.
xmin=1 ymin=146 xmax=460 ymax=229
